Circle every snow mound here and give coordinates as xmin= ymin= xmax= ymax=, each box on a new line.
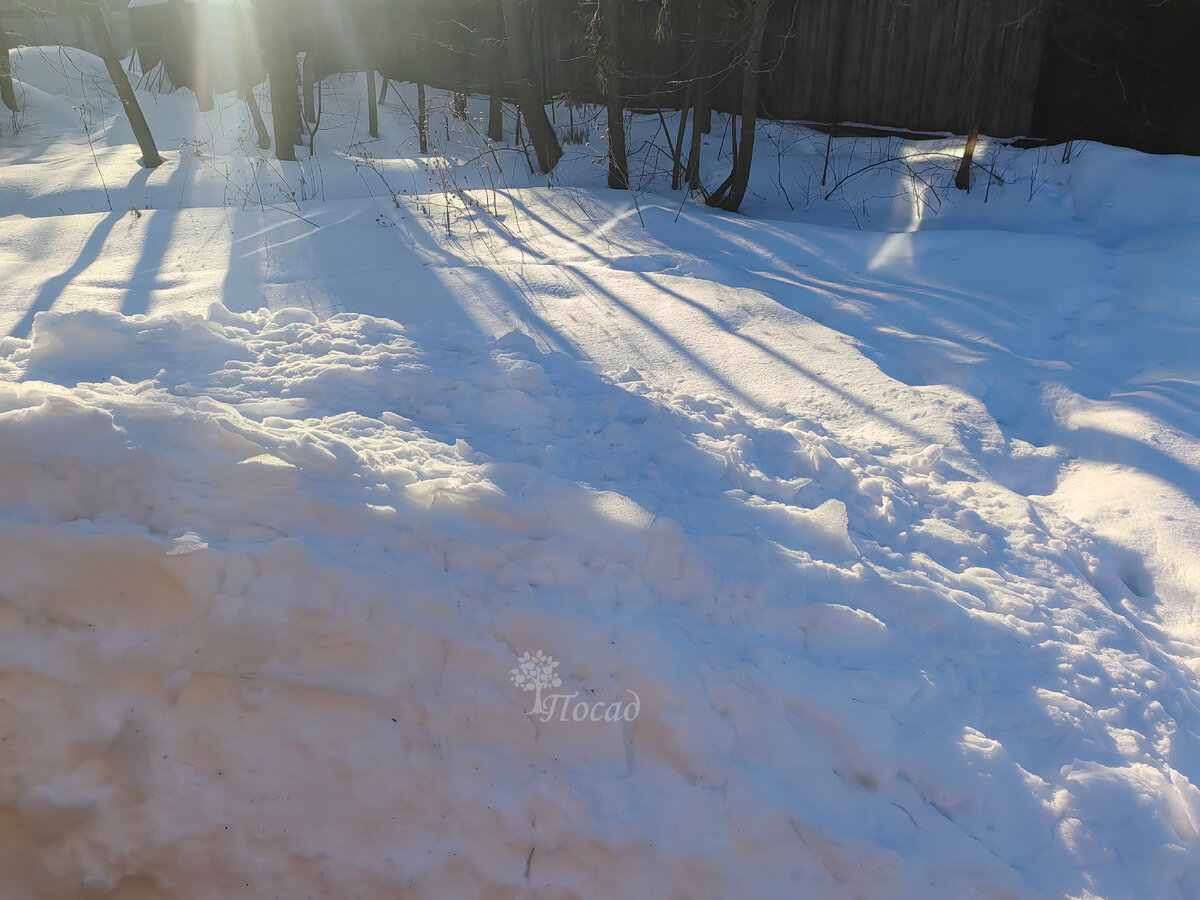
xmin=0 ymin=305 xmax=1197 ymax=898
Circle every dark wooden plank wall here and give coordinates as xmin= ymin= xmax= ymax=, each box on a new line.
xmin=110 ymin=0 xmax=1051 ymax=139
xmin=731 ymin=0 xmax=1046 ymax=136
xmin=522 ymin=0 xmax=1049 ymax=138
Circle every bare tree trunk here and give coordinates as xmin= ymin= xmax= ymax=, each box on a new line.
xmin=378 ymin=78 xmax=389 ymax=103
xmin=242 ymin=84 xmax=271 ymax=149
xmin=955 ymin=122 xmax=980 ymax=191
xmin=958 ymin=8 xmax=1000 ymax=192
xmin=488 ymin=90 xmax=503 ymax=141
xmin=84 ymin=1 xmax=161 ymax=168
xmin=193 ymin=17 xmax=214 ymax=113
xmin=686 ymin=82 xmax=709 ymax=188
xmin=715 ymin=0 xmax=773 ymax=212
xmin=267 ymin=52 xmax=299 ymax=159
xmin=257 ymin=0 xmax=299 ymax=160
xmin=671 ymin=86 xmax=692 ymax=190
xmin=684 ymin=0 xmax=714 ymax=188
xmin=486 ymin=2 xmax=505 ymax=142
xmin=302 ymin=52 xmax=316 ymax=123
xmin=605 ymin=86 xmax=627 ymax=189
xmin=367 ymin=69 xmax=379 ymax=138
xmin=0 ymin=11 xmax=18 ymax=113
xmin=417 ymin=81 xmax=428 ymax=153
xmin=500 ymin=0 xmax=561 ymax=172
xmin=597 ymin=0 xmax=628 ymax=189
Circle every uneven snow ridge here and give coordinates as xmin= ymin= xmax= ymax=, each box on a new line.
xmin=1 ymin=299 xmax=1198 ymax=899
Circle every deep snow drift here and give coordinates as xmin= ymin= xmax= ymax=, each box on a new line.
xmin=2 ymin=46 xmax=1200 ymax=899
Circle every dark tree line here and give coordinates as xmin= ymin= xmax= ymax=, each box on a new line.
xmin=4 ymin=1 xmax=1195 ymax=209
xmin=107 ymin=0 xmax=796 ymax=211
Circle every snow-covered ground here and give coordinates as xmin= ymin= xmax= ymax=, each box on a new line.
xmin=2 ymin=46 xmax=1200 ymax=899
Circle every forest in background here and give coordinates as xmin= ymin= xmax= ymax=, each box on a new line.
xmin=3 ymin=0 xmax=1199 ymax=214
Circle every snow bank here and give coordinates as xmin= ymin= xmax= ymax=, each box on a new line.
xmin=0 ymin=303 xmax=1197 ymax=898
xmin=4 ymin=43 xmax=1200 ymax=900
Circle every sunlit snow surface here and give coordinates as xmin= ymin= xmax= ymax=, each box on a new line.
xmin=2 ymin=46 xmax=1200 ymax=899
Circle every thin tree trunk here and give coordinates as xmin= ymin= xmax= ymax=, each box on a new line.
xmin=500 ymin=0 xmax=561 ymax=172
xmin=488 ymin=90 xmax=503 ymax=141
xmin=302 ymin=52 xmax=316 ymax=123
xmin=267 ymin=52 xmax=299 ymax=159
xmin=367 ymin=69 xmax=379 ymax=138
xmin=84 ymin=1 xmax=161 ymax=168
xmin=515 ymin=109 xmax=535 ymax=174
xmin=820 ymin=129 xmax=833 ymax=186
xmin=671 ymin=87 xmax=692 ymax=190
xmin=195 ymin=86 xmax=214 ymax=113
xmin=378 ymin=77 xmax=389 ymax=103
xmin=955 ymin=122 xmax=980 ymax=191
xmin=704 ymin=169 xmax=734 ymax=205
xmin=684 ymin=0 xmax=714 ymax=187
xmin=257 ymin=0 xmax=298 ymax=159
xmin=0 ymin=11 xmax=17 ymax=113
xmin=487 ymin=2 xmax=505 ymax=142
xmin=192 ymin=10 xmax=213 ymax=114
xmin=719 ymin=0 xmax=773 ymax=212
xmin=706 ymin=109 xmax=737 ymax=207
xmin=243 ymin=84 xmax=271 ymax=149
xmin=686 ymin=78 xmax=709 ymax=188
xmin=417 ymin=81 xmax=428 ymax=153
xmin=598 ymin=0 xmax=628 ymax=190
xmin=606 ymin=86 xmax=627 ymax=189
xmin=730 ymin=110 xmax=738 ymax=169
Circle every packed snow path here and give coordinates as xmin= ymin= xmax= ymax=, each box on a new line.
xmin=2 ymin=47 xmax=1200 ymax=899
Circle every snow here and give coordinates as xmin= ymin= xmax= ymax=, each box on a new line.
xmin=2 ymin=45 xmax=1200 ymax=899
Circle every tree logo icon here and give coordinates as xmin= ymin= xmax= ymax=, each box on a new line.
xmin=510 ymin=650 xmax=561 ymax=717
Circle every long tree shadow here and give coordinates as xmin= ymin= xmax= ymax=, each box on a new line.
xmin=502 ymin=193 xmax=960 ymax=450
xmin=120 ymin=156 xmax=201 ymax=317
xmin=297 ymin=285 xmax=1200 ymax=895
xmin=9 ymin=209 xmax=123 ymax=339
xmin=8 ymin=165 xmax=155 ymax=338
xmin=97 ymin=187 xmax=1195 ymax=893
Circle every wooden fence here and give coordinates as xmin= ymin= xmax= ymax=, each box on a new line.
xmin=332 ymin=0 xmax=1049 ymax=138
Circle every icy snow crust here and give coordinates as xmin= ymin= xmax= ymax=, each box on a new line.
xmin=2 ymin=46 xmax=1200 ymax=898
